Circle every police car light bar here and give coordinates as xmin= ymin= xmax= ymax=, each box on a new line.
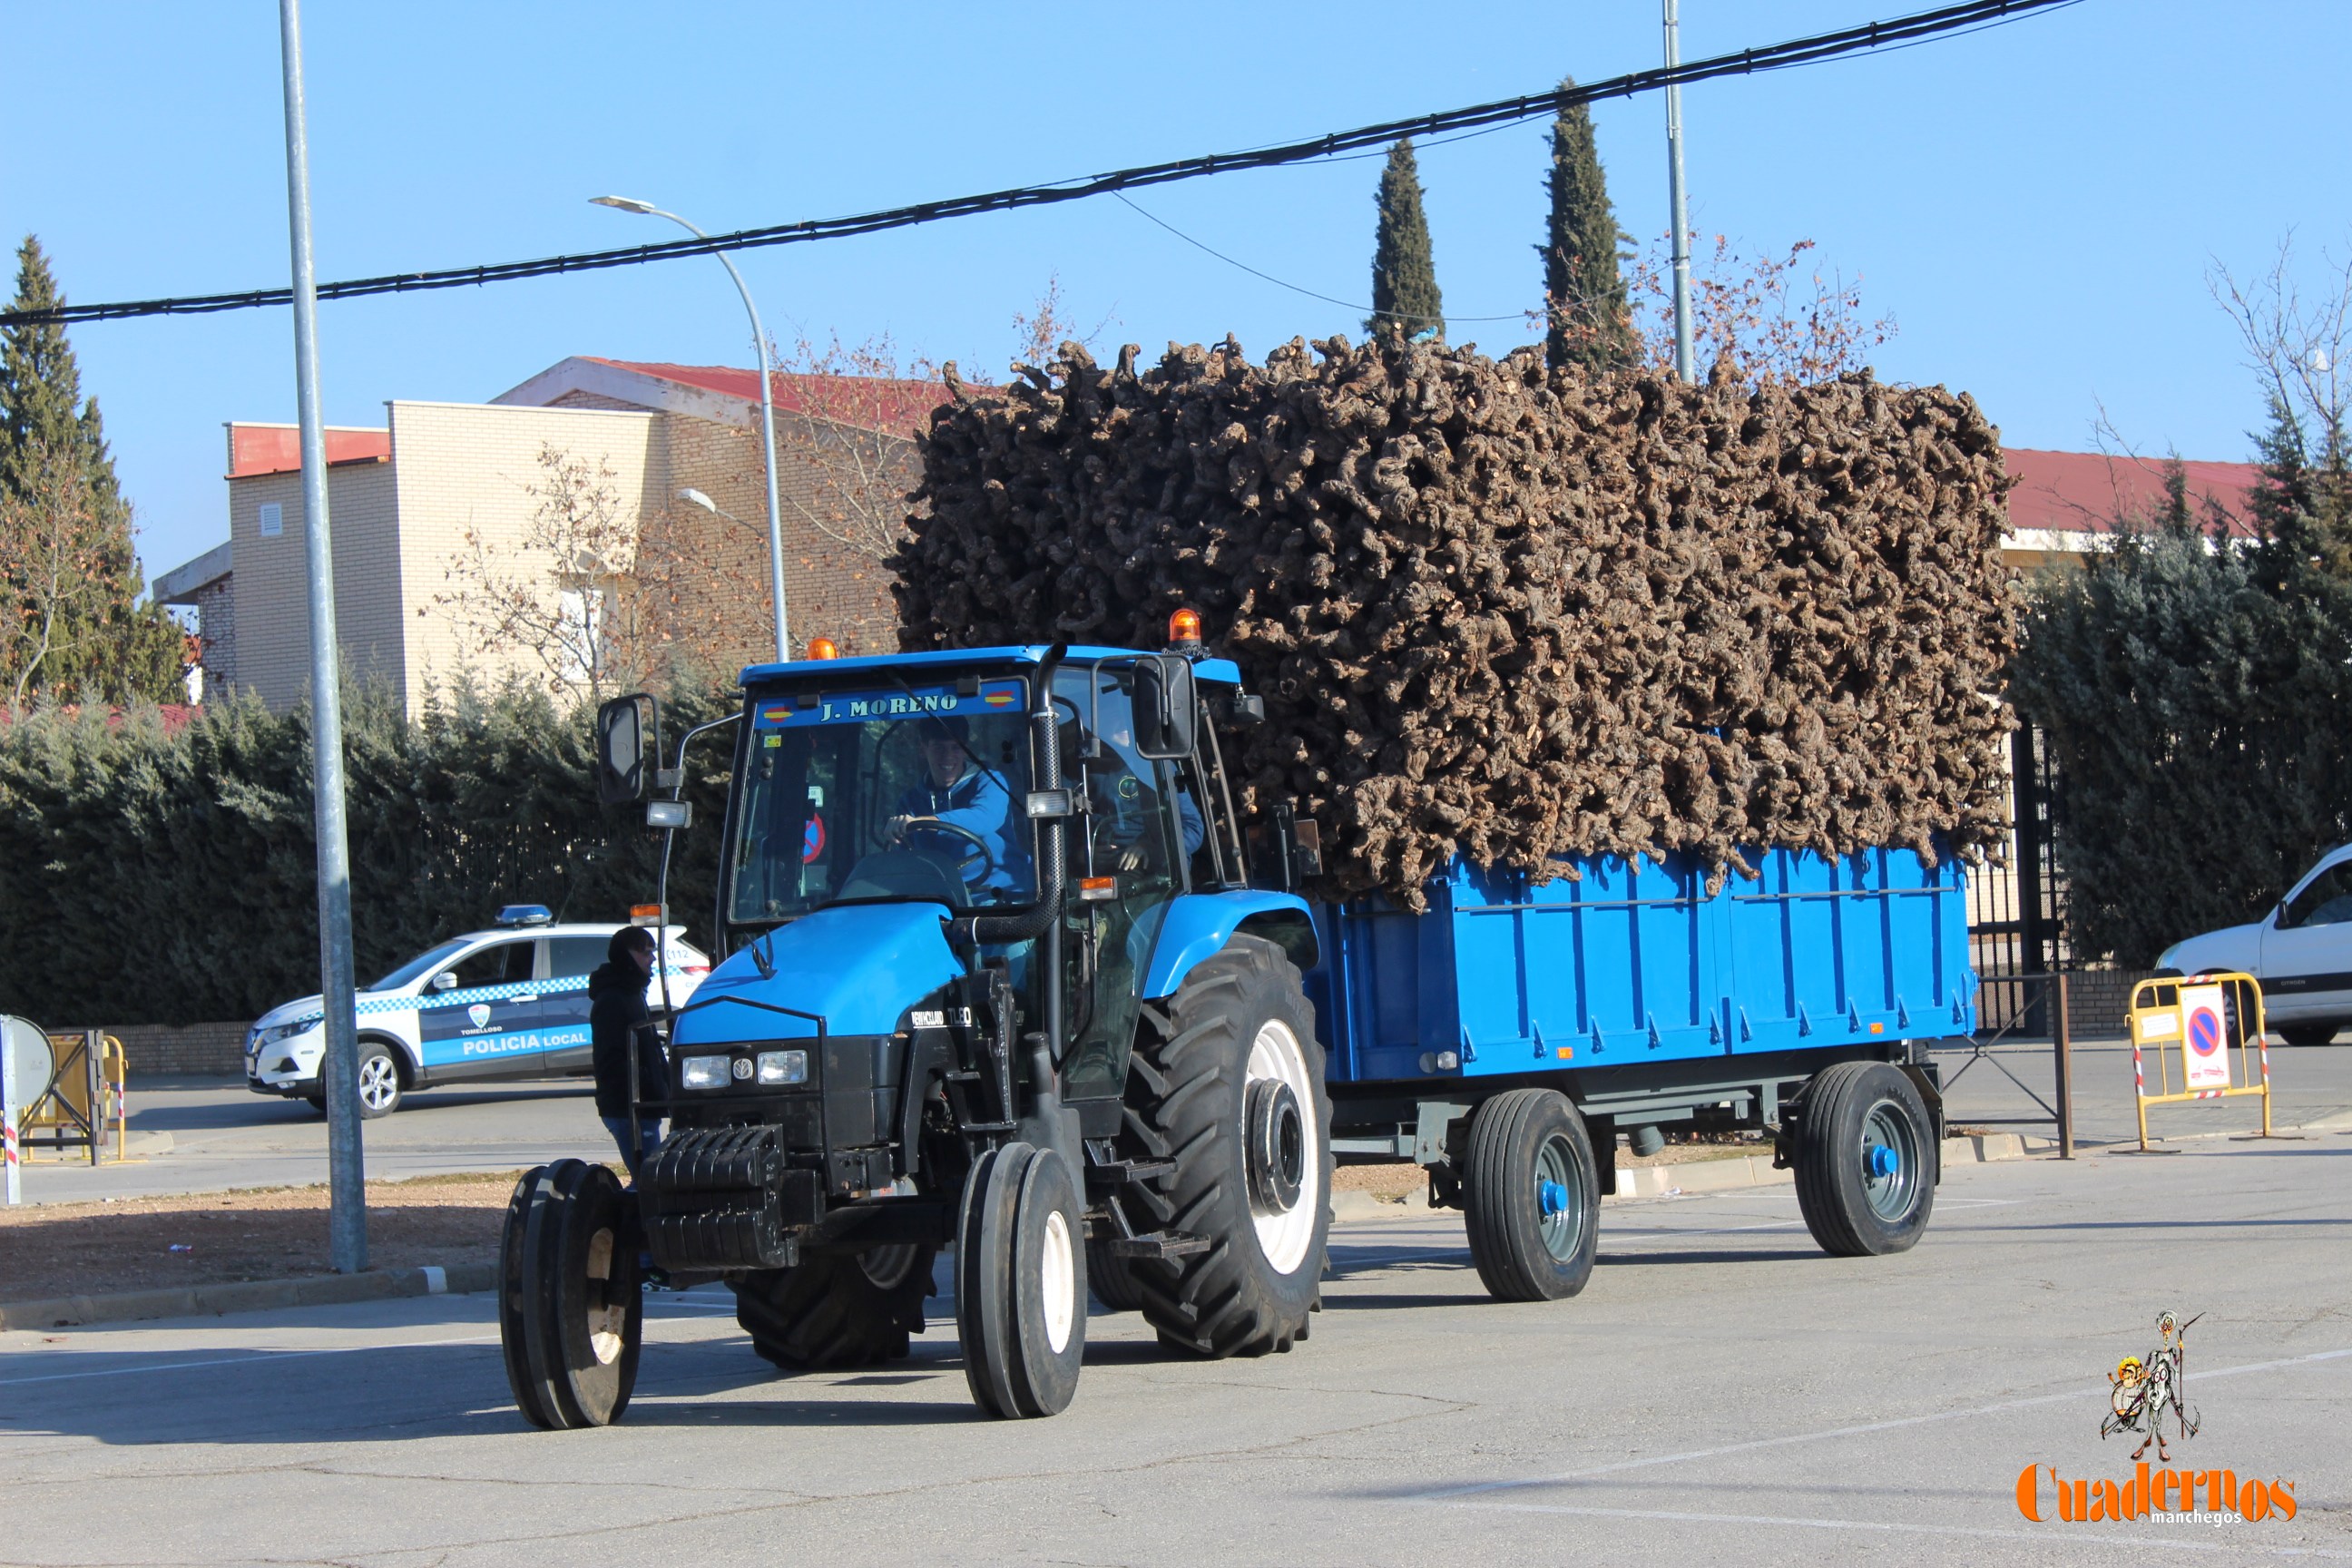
xmin=495 ymin=904 xmax=554 ymax=927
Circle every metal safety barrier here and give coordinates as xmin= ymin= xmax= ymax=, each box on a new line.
xmin=2126 ymin=972 xmax=2273 ymax=1152
xmin=1942 ymin=972 xmax=2075 ymax=1158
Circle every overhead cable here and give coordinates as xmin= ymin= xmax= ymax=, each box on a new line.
xmin=3 ymin=0 xmax=2080 ymax=329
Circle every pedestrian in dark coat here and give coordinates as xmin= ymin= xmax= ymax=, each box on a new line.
xmin=589 ymin=926 xmax=665 ymax=1180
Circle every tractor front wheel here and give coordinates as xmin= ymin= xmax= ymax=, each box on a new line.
xmin=499 ymin=1159 xmax=643 ymax=1428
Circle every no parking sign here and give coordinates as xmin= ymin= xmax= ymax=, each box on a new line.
xmin=2179 ymin=983 xmax=2230 ymax=1090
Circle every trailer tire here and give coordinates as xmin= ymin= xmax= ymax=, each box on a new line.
xmin=500 ymin=1159 xmax=643 ymax=1428
xmin=731 ymin=1243 xmax=936 ymax=1372
xmin=1111 ymin=936 xmax=1330 ymax=1358
xmin=1792 ymin=1060 xmax=1936 ymax=1257
xmin=1462 ymin=1088 xmax=1600 ymax=1302
xmin=956 ymin=1142 xmax=1087 ymax=1418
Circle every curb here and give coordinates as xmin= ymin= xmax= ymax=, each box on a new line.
xmin=0 ymin=1260 xmax=498 ymax=1332
xmin=1328 ymin=1132 xmax=2043 ymax=1221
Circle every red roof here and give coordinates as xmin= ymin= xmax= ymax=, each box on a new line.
xmin=227 ymin=424 xmax=392 ymax=479
xmin=2004 ymin=448 xmax=2263 ymax=537
xmin=587 ymin=359 xmax=951 ymax=436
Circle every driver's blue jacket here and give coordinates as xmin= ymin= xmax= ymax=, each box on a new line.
xmin=897 ymin=765 xmax=1028 ymax=896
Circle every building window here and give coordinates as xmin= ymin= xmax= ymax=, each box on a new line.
xmin=259 ymin=502 xmax=283 ymax=537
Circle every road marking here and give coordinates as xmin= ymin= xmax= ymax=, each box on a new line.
xmin=1434 ymin=1501 xmax=2351 ymax=1559
xmin=1413 ymin=1346 xmax=2352 ymax=1500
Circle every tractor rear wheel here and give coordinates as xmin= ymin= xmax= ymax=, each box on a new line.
xmin=1085 ymin=1240 xmax=1146 ymax=1312
xmin=1108 ymin=936 xmax=1330 ymax=1358
xmin=1792 ymin=1061 xmax=1936 ymax=1257
xmin=499 ymin=1159 xmax=643 ymax=1428
xmin=731 ymin=1244 xmax=936 ymax=1371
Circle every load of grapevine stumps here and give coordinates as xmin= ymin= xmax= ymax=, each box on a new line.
xmin=894 ymin=335 xmax=2017 ymax=907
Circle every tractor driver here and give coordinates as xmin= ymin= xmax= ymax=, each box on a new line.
xmin=886 ymin=716 xmax=1028 ymax=901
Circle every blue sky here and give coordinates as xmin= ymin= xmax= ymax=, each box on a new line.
xmin=5 ymin=1 xmax=2349 ymax=585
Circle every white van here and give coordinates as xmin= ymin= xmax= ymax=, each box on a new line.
xmin=2158 ymin=845 xmax=2352 ymax=1045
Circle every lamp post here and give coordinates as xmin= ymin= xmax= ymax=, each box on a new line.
xmin=592 ymin=196 xmax=790 ymax=662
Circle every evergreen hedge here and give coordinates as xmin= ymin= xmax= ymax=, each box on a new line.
xmin=2012 ymin=460 xmax=2352 ymax=966
xmin=0 ymin=681 xmax=733 ymax=1027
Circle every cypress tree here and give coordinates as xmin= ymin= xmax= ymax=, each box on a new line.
xmin=1367 ymin=140 xmax=1443 ymax=341
xmin=1 ymin=235 xmax=183 ymax=704
xmin=1537 ymin=79 xmax=1636 ymax=374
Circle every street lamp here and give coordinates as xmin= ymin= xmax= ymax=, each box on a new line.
xmin=678 ymin=487 xmax=757 ymax=531
xmin=592 ymin=194 xmax=790 ymax=662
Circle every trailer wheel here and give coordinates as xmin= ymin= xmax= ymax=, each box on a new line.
xmin=1462 ymin=1088 xmax=1601 ymax=1302
xmin=1085 ymin=1240 xmax=1146 ymax=1312
xmin=1111 ymin=936 xmax=1330 ymax=1358
xmin=499 ymin=1159 xmax=643 ymax=1428
xmin=730 ymin=1244 xmax=936 ymax=1371
xmin=1792 ymin=1060 xmax=1936 ymax=1257
xmin=956 ymin=1142 xmax=1087 ymax=1418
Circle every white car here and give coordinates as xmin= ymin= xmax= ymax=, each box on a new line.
xmin=246 ymin=906 xmax=710 ymax=1117
xmin=2158 ymin=844 xmax=2352 ymax=1046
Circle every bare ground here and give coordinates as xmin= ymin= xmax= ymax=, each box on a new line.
xmin=0 ymin=1172 xmax=527 ymax=1302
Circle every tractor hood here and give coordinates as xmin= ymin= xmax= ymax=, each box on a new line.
xmin=671 ymin=901 xmax=962 ymax=1047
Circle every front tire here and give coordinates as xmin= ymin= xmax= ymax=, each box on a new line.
xmin=1462 ymin=1088 xmax=1601 ymax=1302
xmin=731 ymin=1244 xmax=936 ymax=1371
xmin=1111 ymin=936 xmax=1330 ymax=1358
xmin=956 ymin=1142 xmax=1087 ymax=1418
xmin=2278 ymin=1023 xmax=2338 ymax=1047
xmin=499 ymin=1159 xmax=644 ymax=1429
xmin=354 ymin=1042 xmax=403 ymax=1119
xmin=1792 ymin=1061 xmax=1936 ymax=1257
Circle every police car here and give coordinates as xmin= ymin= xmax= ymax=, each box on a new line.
xmin=2159 ymin=844 xmax=2352 ymax=1046
xmin=245 ymin=906 xmax=710 ymax=1117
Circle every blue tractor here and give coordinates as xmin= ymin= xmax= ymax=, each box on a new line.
xmin=497 ymin=618 xmax=1965 ymax=1427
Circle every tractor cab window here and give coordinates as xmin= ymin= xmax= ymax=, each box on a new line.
xmin=728 ymin=680 xmax=1035 ymax=925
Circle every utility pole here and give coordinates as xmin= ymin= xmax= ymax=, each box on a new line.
xmin=1663 ymin=0 xmax=1696 ymax=383
xmin=278 ymin=0 xmax=367 ymax=1273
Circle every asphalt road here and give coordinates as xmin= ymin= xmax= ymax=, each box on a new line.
xmin=15 ymin=1031 xmax=2349 ymax=1206
xmin=3 ymin=1133 xmax=2345 ymax=1565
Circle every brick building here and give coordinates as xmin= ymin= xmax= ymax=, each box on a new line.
xmin=159 ymin=358 xmax=943 ymax=714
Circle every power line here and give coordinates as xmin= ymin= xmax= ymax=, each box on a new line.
xmin=1112 ymin=194 xmax=1531 ymax=326
xmin=3 ymin=0 xmax=2081 ymax=330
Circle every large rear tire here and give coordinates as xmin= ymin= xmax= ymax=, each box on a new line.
xmin=499 ymin=1159 xmax=643 ymax=1428
xmin=730 ymin=1244 xmax=936 ymax=1371
xmin=956 ymin=1142 xmax=1087 ymax=1418
xmin=1462 ymin=1088 xmax=1600 ymax=1302
xmin=1109 ymin=936 xmax=1330 ymax=1358
xmin=1792 ymin=1060 xmax=1936 ymax=1258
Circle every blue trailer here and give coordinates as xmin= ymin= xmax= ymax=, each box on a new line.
xmin=493 ymin=631 xmax=1969 ymax=1427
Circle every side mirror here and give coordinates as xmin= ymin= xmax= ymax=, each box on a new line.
xmin=595 ymin=693 xmax=659 ymax=805
xmin=430 ymin=971 xmax=459 ymax=993
xmin=1132 ymin=655 xmax=1198 ymax=760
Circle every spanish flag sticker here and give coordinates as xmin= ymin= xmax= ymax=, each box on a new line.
xmin=983 ymin=684 xmax=1019 ymax=708
xmin=760 ymin=705 xmax=790 ymax=722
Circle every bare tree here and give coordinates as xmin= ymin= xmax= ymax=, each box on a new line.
xmin=427 ymin=444 xmax=760 ymax=701
xmin=2211 ymin=234 xmax=2352 ymax=466
xmin=1613 ymin=235 xmax=1896 ymax=386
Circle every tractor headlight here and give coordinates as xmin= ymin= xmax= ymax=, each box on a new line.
xmin=680 ymin=1054 xmax=731 ymax=1090
xmin=756 ymin=1049 xmax=808 ymax=1086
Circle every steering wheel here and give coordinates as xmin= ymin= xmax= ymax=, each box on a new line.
xmin=896 ymin=815 xmax=998 ymax=882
